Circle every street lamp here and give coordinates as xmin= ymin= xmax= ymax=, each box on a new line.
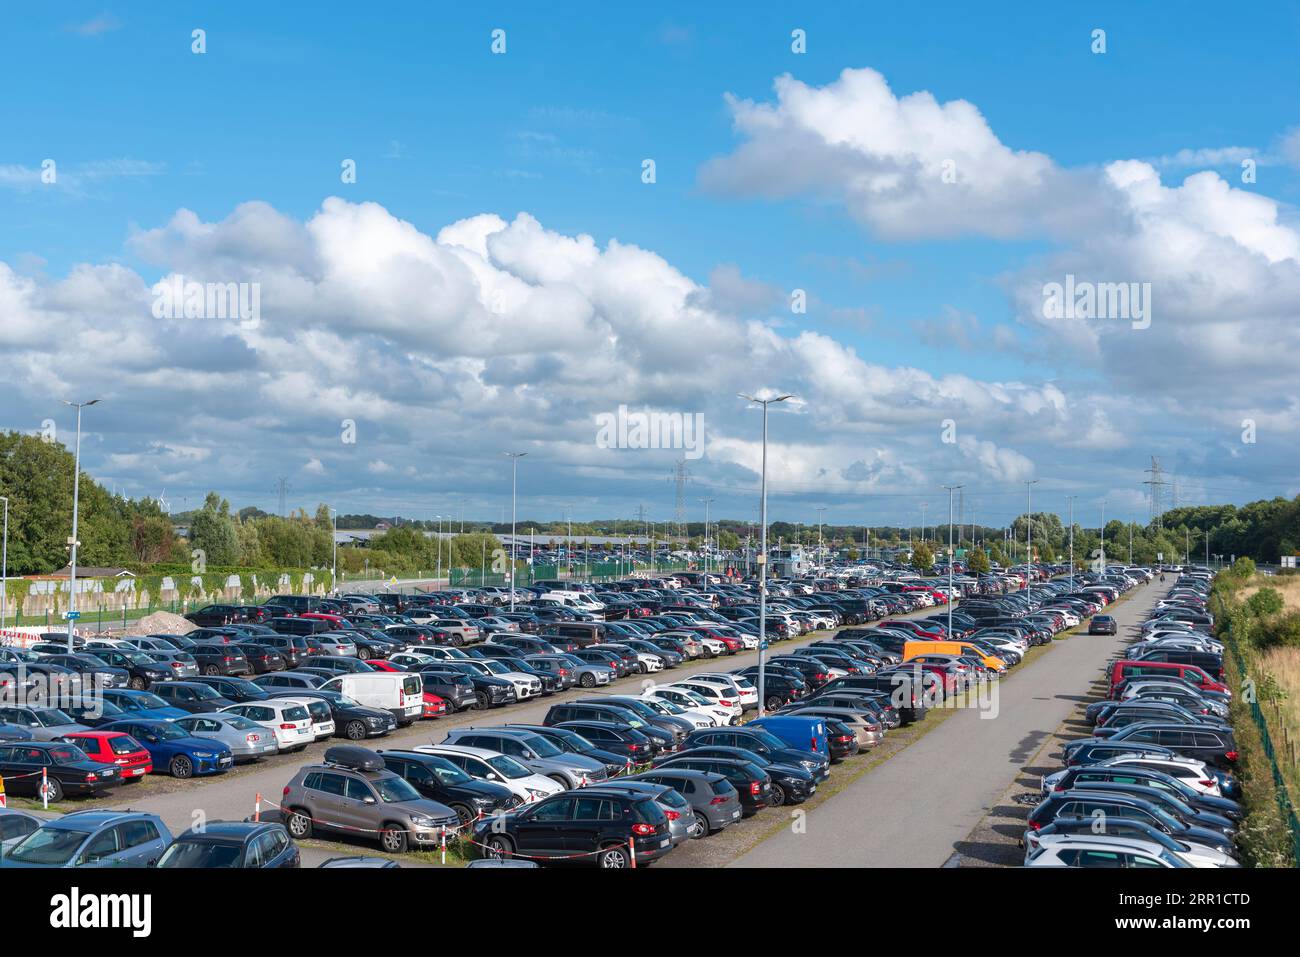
xmin=1099 ymin=499 xmax=1108 ymax=574
xmin=329 ymin=505 xmax=338 ymax=594
xmin=739 ymin=391 xmax=796 ymax=717
xmin=504 ymin=453 xmax=527 ymax=610
xmin=1066 ymin=496 xmax=1077 ymax=592
xmin=1025 ymin=480 xmax=1039 ymax=605
xmin=436 ymin=515 xmax=443 ymax=584
xmin=698 ymin=498 xmax=714 ymax=593
xmin=943 ymin=485 xmax=964 ymax=636
xmin=62 ymin=399 xmax=100 ymax=653
xmin=0 ymin=494 xmax=9 ymax=633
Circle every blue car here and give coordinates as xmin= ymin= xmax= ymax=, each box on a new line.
xmin=747 ymin=716 xmax=830 ymax=760
xmin=97 ymin=719 xmax=233 ymax=778
xmin=100 ymin=689 xmax=190 ymax=722
xmin=1 ymin=809 xmax=173 ymax=868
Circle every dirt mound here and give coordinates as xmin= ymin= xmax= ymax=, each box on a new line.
xmin=126 ymin=610 xmax=196 ymax=636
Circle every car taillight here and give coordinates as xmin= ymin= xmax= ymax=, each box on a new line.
xmin=719 ymin=699 xmax=733 ymax=707
xmin=749 ymin=781 xmax=761 ymax=795
xmin=1028 ymin=819 xmax=1042 ymax=830
xmin=247 ymin=734 xmax=259 ymax=742
xmin=170 ymin=662 xmax=183 ymax=669
xmin=279 ymin=723 xmax=296 ymax=730
xmin=664 ymin=810 xmax=680 ymax=820
xmin=1200 ymin=779 xmax=1216 ymax=787
xmin=85 ymin=772 xmax=98 ymax=781
xmin=630 ymin=823 xmax=656 ymax=836
xmin=709 ymin=795 xmax=729 ymax=805
xmin=1225 ymin=751 xmax=1239 ymax=762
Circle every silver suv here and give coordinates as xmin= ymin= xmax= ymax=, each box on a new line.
xmin=441 ymin=727 xmax=608 ymax=788
xmin=281 ymin=746 xmax=459 ymax=853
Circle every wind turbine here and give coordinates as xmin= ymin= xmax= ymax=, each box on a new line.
xmin=158 ymin=488 xmax=171 ymax=515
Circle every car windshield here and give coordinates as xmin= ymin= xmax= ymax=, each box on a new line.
xmin=190 ymin=684 xmax=222 ymax=700
xmin=158 ymin=840 xmax=243 ymax=868
xmin=47 ymin=745 xmax=89 ymax=763
xmin=124 ymin=693 xmax=168 ymax=710
xmin=121 ymin=652 xmax=158 ymax=665
xmin=221 ymin=714 xmax=263 ymax=732
xmin=428 ymin=759 xmax=472 ymax=785
xmin=8 ymin=827 xmax=91 ymax=865
xmin=486 ymin=755 xmax=533 ymax=779
xmin=749 ymin=729 xmax=789 ymax=751
xmin=36 ymin=709 xmax=75 ymax=727
xmin=650 ymin=697 xmax=685 ymax=715
xmin=374 ymin=776 xmax=421 ymax=803
xmin=553 ymin=730 xmax=596 ymax=752
xmin=523 ymin=735 xmax=563 ymax=757
xmin=151 ymin=723 xmax=188 ymax=741
xmin=479 ymin=660 xmax=511 ymax=676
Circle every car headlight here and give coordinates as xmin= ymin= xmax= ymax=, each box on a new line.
xmin=527 ymin=787 xmax=549 ymax=798
xmin=410 ymin=815 xmax=437 ymax=827
xmin=193 ymin=751 xmax=216 ymax=758
xmin=471 ymin=796 xmax=495 ymax=807
xmin=800 ymin=760 xmax=818 ymax=771
xmin=366 ymin=716 xmax=383 ymax=725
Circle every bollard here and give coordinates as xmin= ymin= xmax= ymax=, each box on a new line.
xmin=629 ymin=840 xmax=636 ymax=869
xmin=254 ymin=793 xmax=262 ymax=822
xmin=41 ymin=767 xmax=49 ymax=810
xmin=440 ymin=826 xmax=447 ymax=865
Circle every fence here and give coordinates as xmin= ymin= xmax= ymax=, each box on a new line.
xmin=1223 ymin=624 xmax=1300 ymax=864
xmin=447 ymin=559 xmax=697 ymax=588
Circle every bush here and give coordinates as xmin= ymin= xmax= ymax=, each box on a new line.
xmin=1254 ymin=611 xmax=1300 ymax=650
xmin=1248 ymin=587 xmax=1286 ymax=617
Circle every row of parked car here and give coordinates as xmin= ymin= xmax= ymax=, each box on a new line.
xmin=1024 ymin=567 xmax=1243 ymax=868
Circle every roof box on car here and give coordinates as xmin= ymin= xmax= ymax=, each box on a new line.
xmin=323 ymin=745 xmax=385 ymax=773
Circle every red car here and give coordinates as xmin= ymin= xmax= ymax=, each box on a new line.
xmin=64 ymin=731 xmax=153 ymax=780
xmin=300 ymin=612 xmax=347 ymax=629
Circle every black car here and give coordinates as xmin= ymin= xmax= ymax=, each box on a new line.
xmin=184 ymin=604 xmax=249 ymax=627
xmin=819 ymin=672 xmax=930 ymax=724
xmin=660 ymin=744 xmax=815 ymax=805
xmin=79 ymin=649 xmax=173 ymax=691
xmin=0 ymin=741 xmax=124 ymax=801
xmin=1028 ymin=789 xmax=1236 ymax=858
xmin=262 ymin=688 xmax=396 ymax=740
xmin=420 ymin=665 xmax=516 ymax=709
xmin=543 ymin=702 xmax=676 ymax=752
xmin=255 ymin=671 xmax=326 ymax=691
xmin=246 ymin=635 xmax=308 ymax=668
xmin=148 ymin=681 xmax=236 ymax=714
xmin=685 ymin=727 xmax=830 ymax=781
xmin=1101 ymin=724 xmax=1239 ymax=770
xmin=380 ymin=749 xmax=521 ymax=826
xmin=158 ymin=821 xmax=300 ymax=868
xmin=192 ymin=675 xmax=272 ymax=703
xmin=39 ymin=653 xmax=131 ymax=690
xmin=414 ymin=671 xmax=476 ymax=712
xmin=651 ymin=754 xmax=773 ymax=816
xmin=230 ymin=642 xmax=287 ymax=674
xmin=1088 ymin=615 xmax=1118 ymax=635
xmin=471 ymin=785 xmax=673 ymax=867
xmin=733 ymin=669 xmax=807 ymax=709
xmin=552 ymin=720 xmax=657 ymax=766
xmin=1048 ymin=766 xmax=1242 ymax=823
xmin=190 ymin=643 xmax=251 ymax=677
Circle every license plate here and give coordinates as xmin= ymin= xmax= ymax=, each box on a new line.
xmin=659 ymin=839 xmax=670 ymax=848
xmin=219 ymin=756 xmax=233 ymax=765
xmin=731 ymin=809 xmax=741 ymax=818
xmin=128 ymin=768 xmax=144 ymax=776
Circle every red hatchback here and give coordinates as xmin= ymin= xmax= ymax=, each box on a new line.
xmin=64 ymin=731 xmax=153 ymax=780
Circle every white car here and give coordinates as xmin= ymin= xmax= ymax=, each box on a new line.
xmin=637 ymin=691 xmax=717 ymax=729
xmin=389 ymin=652 xmax=442 ymax=669
xmin=221 ymin=700 xmax=314 ymax=751
xmin=414 ymin=744 xmax=565 ymax=803
xmin=644 ymin=686 xmax=736 ymax=726
xmin=1025 ymin=832 xmax=1232 ymax=868
xmin=1096 ymin=754 xmax=1227 ymax=797
xmin=463 ymin=658 xmax=543 ymax=699
xmin=631 ymin=652 xmax=665 ymax=673
xmin=662 ymin=681 xmax=743 ymax=720
xmin=275 ymin=695 xmax=337 ymax=741
xmin=690 ymin=673 xmax=759 ymax=710
xmin=409 ymin=646 xmax=472 ymax=662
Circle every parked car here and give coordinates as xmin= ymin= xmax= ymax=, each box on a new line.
xmin=158 ymin=821 xmax=300 ymax=868
xmin=378 ymin=749 xmax=522 ymax=826
xmin=61 ymin=730 xmax=153 ymax=780
xmin=174 ymin=712 xmax=281 ymax=762
xmin=97 ymin=718 xmax=234 ymax=778
xmin=470 ymin=785 xmax=674 ymax=867
xmin=221 ymin=700 xmax=315 ymax=752
xmin=1 ymin=810 xmax=172 ymax=868
xmin=624 ymin=768 xmax=744 ymax=837
xmin=281 ymin=745 xmax=460 ymax=853
xmin=0 ymin=706 xmax=90 ymax=741
xmin=0 ymin=741 xmax=124 ymax=801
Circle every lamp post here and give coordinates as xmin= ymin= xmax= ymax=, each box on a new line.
xmin=62 ymin=399 xmax=100 ymax=654
xmin=1 ymin=494 xmax=9 ymax=633
xmin=1025 ymin=480 xmax=1039 ymax=605
xmin=815 ymin=506 xmax=827 ymax=568
xmin=1100 ymin=499 xmax=1107 ymax=574
xmin=1067 ymin=496 xmax=1076 ymax=592
xmin=504 ymin=453 xmax=526 ymax=611
xmin=329 ymin=506 xmax=338 ymax=594
xmin=699 ymin=498 xmax=714 ymax=593
xmin=739 ymin=391 xmax=795 ymax=717
xmin=436 ymin=515 xmax=443 ymax=584
xmin=943 ymin=485 xmax=964 ymax=636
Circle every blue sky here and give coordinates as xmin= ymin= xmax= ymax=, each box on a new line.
xmin=3 ymin=3 xmax=1298 ymax=527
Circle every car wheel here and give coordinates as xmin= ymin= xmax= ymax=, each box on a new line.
xmin=599 ymin=844 xmax=631 ymax=868
xmin=379 ymin=824 xmax=408 ymax=853
xmin=42 ymin=776 xmax=65 ymax=803
xmin=203 ymin=665 xmax=220 ymax=676
xmin=452 ymin=804 xmax=475 ymax=827
xmin=170 ymin=755 xmax=194 ymax=779
xmin=579 ymin=673 xmax=595 ymax=688
xmin=128 ymin=676 xmax=146 ymax=690
xmin=286 ymin=809 xmax=312 ymax=839
xmin=637 ymin=662 xmax=648 ymax=674
xmin=344 ymin=720 xmax=367 ymax=740
xmin=769 ymin=784 xmax=787 ymax=807
xmin=689 ymin=811 xmax=709 ymax=839
xmin=485 ymin=835 xmax=513 ymax=860
xmin=764 ymin=695 xmax=784 ymax=712
xmin=451 ymin=635 xmax=464 ymax=647
xmin=548 ymin=774 xmax=570 ymax=788
xmin=704 ymin=647 xmax=716 ymax=659
xmin=474 ymin=691 xmax=490 ymax=710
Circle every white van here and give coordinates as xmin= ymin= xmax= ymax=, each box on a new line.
xmin=322 ymin=672 xmax=423 ymax=726
xmin=535 ymin=590 xmax=605 ymax=613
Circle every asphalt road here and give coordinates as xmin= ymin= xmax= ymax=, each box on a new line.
xmin=730 ymin=581 xmax=1167 ymax=867
xmin=118 ymin=602 xmax=941 ymax=843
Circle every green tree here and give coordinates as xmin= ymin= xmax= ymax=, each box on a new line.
xmin=1232 ymin=556 xmax=1257 ymax=580
xmin=911 ymin=541 xmax=934 ymax=573
xmin=1247 ymin=587 xmax=1284 ymax=617
xmin=966 ymin=548 xmax=990 ymax=574
xmin=189 ymin=492 xmax=240 ymax=566
xmin=717 ymin=530 xmax=740 ymax=551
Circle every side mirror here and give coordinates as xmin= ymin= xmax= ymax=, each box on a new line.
xmin=363 ymin=795 xmax=377 ymax=805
